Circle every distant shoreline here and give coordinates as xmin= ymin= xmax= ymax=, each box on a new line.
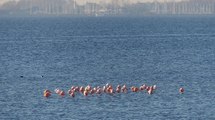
xmin=0 ymin=14 xmax=215 ymax=18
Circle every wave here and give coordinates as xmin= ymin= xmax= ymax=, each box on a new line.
xmin=0 ymin=33 xmax=215 ymax=43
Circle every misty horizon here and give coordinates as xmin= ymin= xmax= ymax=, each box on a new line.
xmin=0 ymin=0 xmax=186 ymax=6
xmin=0 ymin=0 xmax=215 ymax=16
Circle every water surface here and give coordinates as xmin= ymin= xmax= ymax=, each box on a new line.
xmin=0 ymin=16 xmax=215 ymax=119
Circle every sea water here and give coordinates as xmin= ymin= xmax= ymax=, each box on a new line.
xmin=0 ymin=16 xmax=215 ymax=119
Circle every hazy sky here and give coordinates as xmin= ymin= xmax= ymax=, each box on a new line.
xmin=0 ymin=0 xmax=18 ymax=5
xmin=0 ymin=0 xmax=184 ymax=6
xmin=76 ymin=0 xmax=184 ymax=5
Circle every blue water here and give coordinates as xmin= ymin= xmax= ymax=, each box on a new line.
xmin=0 ymin=16 xmax=215 ymax=120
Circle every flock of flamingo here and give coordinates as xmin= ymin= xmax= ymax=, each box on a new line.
xmin=43 ymin=83 xmax=184 ymax=98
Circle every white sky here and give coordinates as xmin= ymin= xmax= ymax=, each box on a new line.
xmin=76 ymin=0 xmax=184 ymax=5
xmin=0 ymin=0 xmax=18 ymax=5
xmin=0 ymin=0 xmax=184 ymax=6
